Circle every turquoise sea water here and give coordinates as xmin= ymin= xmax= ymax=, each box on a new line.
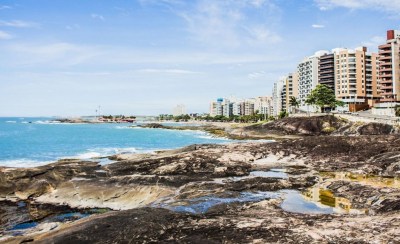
xmin=0 ymin=117 xmax=232 ymax=168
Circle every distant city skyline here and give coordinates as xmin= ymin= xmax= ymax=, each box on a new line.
xmin=0 ymin=0 xmax=399 ymax=116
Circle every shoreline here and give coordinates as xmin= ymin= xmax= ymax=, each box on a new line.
xmin=1 ymin=116 xmax=400 ymax=242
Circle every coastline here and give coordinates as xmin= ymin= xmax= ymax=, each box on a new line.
xmin=1 ymin=115 xmax=400 ymax=243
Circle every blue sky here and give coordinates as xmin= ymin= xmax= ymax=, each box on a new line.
xmin=0 ymin=0 xmax=399 ymax=116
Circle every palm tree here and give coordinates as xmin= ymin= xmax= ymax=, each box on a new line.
xmin=289 ymin=96 xmax=300 ymax=113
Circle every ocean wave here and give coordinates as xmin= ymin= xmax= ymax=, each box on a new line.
xmin=115 ymin=125 xmax=132 ymax=130
xmin=0 ymin=159 xmax=53 ymax=168
xmin=71 ymin=147 xmax=142 ymax=160
xmin=5 ymin=121 xmax=17 ymax=123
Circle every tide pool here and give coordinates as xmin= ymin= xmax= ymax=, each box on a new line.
xmin=0 ymin=117 xmax=232 ymax=167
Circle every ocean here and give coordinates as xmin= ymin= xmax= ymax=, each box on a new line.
xmin=0 ymin=117 xmax=232 ymax=168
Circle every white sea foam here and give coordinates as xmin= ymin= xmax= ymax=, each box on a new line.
xmin=74 ymin=152 xmax=103 ymax=159
xmin=0 ymin=159 xmax=53 ymax=168
xmin=115 ymin=125 xmax=131 ymax=130
xmin=5 ymin=121 xmax=17 ymax=123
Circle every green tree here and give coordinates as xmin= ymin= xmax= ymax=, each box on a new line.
xmin=278 ymin=110 xmax=288 ymax=119
xmin=289 ymin=96 xmax=300 ymax=113
xmin=306 ymin=84 xmax=344 ymax=112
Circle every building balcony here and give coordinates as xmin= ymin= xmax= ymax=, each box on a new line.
xmin=379 ymin=50 xmax=392 ymax=54
xmin=380 ymin=79 xmax=393 ymax=84
xmin=381 ymin=92 xmax=394 ymax=96
xmin=380 ymin=68 xmax=392 ymax=72
xmin=379 ymin=74 xmax=392 ymax=78
xmin=379 ymin=44 xmax=391 ymax=49
xmin=380 ymin=62 xmax=393 ymax=66
xmin=380 ymin=98 xmax=397 ymax=102
xmin=319 ymin=70 xmax=334 ymax=75
xmin=379 ymin=56 xmax=392 ymax=61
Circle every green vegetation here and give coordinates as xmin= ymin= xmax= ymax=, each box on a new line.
xmin=305 ymin=84 xmax=345 ymax=112
xmin=395 ymin=105 xmax=400 ymax=117
xmin=278 ymin=110 xmax=288 ymax=119
xmin=101 ymin=115 xmax=136 ymax=120
xmin=289 ymin=96 xmax=300 ymax=113
xmin=159 ymin=113 xmax=274 ymax=123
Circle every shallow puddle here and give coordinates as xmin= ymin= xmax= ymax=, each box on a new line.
xmin=280 ymin=190 xmax=335 ymax=214
xmin=230 ymin=169 xmax=288 ymax=182
xmin=249 ymin=169 xmax=288 ymax=179
xmin=5 ymin=206 xmax=109 ymax=236
xmin=301 ymin=185 xmax=368 ymax=214
xmin=154 ymin=191 xmax=280 ymax=214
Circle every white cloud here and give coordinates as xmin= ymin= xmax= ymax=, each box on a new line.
xmin=173 ymin=0 xmax=282 ymax=48
xmin=312 ymin=24 xmax=325 ymax=28
xmin=0 ymin=30 xmax=13 ymax=39
xmin=315 ymin=0 xmax=400 ymax=14
xmin=91 ymin=14 xmax=105 ymax=21
xmin=136 ymin=68 xmax=202 ymax=75
xmin=66 ymin=24 xmax=81 ymax=30
xmin=6 ymin=42 xmax=102 ymax=66
xmin=0 ymin=5 xmax=12 ymax=10
xmin=0 ymin=20 xmax=39 ymax=28
xmin=248 ymin=71 xmax=267 ymax=79
xmin=362 ymin=35 xmax=386 ymax=51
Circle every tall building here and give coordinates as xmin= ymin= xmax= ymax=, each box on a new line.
xmin=378 ymin=30 xmax=400 ymax=103
xmin=281 ymin=83 xmax=287 ymax=112
xmin=318 ymin=53 xmax=335 ymax=91
xmin=297 ymin=51 xmax=328 ymax=111
xmin=173 ymin=104 xmax=186 ymax=116
xmin=285 ymin=72 xmax=299 ymax=112
xmin=243 ymin=99 xmax=255 ymax=116
xmin=334 ymin=47 xmax=379 ymax=110
xmin=221 ymin=99 xmax=232 ymax=117
xmin=254 ymin=96 xmax=273 ymax=116
xmin=272 ymin=78 xmax=285 ymax=116
xmin=209 ymin=98 xmax=223 ymax=116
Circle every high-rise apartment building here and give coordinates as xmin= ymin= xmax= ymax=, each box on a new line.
xmin=173 ymin=104 xmax=186 ymax=116
xmin=209 ymin=98 xmax=223 ymax=116
xmin=297 ymin=51 xmax=328 ymax=111
xmin=285 ymin=72 xmax=299 ymax=112
xmin=254 ymin=96 xmax=273 ymax=115
xmin=318 ymin=53 xmax=335 ymax=91
xmin=334 ymin=47 xmax=379 ymax=110
xmin=272 ymin=78 xmax=285 ymax=116
xmin=378 ymin=30 xmax=400 ymax=103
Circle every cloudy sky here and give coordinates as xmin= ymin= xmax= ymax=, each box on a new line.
xmin=0 ymin=0 xmax=399 ymax=116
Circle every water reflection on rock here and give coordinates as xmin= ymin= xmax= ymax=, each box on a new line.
xmin=321 ymin=172 xmax=400 ymax=189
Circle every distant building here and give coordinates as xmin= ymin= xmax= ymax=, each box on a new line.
xmin=254 ymin=96 xmax=273 ymax=116
xmin=272 ymin=78 xmax=285 ymax=116
xmin=244 ymin=99 xmax=255 ymax=116
xmin=173 ymin=104 xmax=186 ymax=116
xmin=285 ymin=73 xmax=299 ymax=113
xmin=209 ymin=98 xmax=232 ymax=117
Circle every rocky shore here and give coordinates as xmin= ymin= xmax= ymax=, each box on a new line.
xmin=141 ymin=115 xmax=399 ymax=139
xmin=1 ymin=116 xmax=400 ymax=243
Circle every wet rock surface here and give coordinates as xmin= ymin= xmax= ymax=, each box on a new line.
xmin=0 ymin=133 xmax=400 ymax=243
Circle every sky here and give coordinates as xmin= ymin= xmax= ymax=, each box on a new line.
xmin=0 ymin=0 xmax=400 ymax=116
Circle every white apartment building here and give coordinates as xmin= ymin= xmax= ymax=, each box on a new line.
xmin=272 ymin=78 xmax=285 ymax=116
xmin=254 ymin=96 xmax=273 ymax=116
xmin=297 ymin=50 xmax=328 ymax=112
xmin=173 ymin=104 xmax=186 ymax=116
